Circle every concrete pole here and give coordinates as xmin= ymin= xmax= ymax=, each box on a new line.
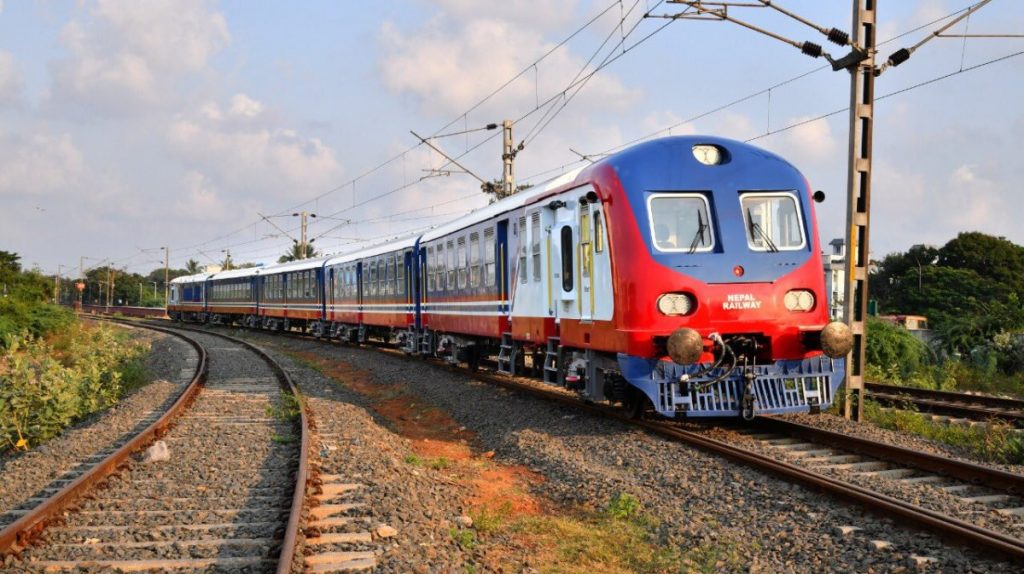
xmin=841 ymin=0 xmax=877 ymax=421
xmin=502 ymin=120 xmax=515 ymax=199
xmin=163 ymin=247 xmax=169 ymax=308
xmin=301 ymin=212 xmax=308 ymax=259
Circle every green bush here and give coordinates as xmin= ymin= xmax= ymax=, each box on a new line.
xmin=865 ymin=317 xmax=932 ymax=380
xmin=0 ymin=323 xmax=149 ymax=452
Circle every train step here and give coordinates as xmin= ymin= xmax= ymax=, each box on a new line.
xmin=543 ymin=337 xmax=561 ymax=385
xmin=497 ymin=332 xmax=516 ymax=375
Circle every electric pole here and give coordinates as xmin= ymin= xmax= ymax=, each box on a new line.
xmin=502 ymin=119 xmax=515 ymax=199
xmin=162 ymin=246 xmax=169 ymax=307
xmin=841 ymin=0 xmax=876 ymax=421
xmin=292 ymin=212 xmax=317 ymax=259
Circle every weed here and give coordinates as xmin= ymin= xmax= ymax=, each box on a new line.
xmin=271 ymin=433 xmax=297 ymax=444
xmin=266 ymin=392 xmax=302 ymax=422
xmin=404 ymin=454 xmax=423 ymax=466
xmin=430 ymin=457 xmax=449 ymax=470
xmin=450 ymin=527 xmax=476 ymax=550
xmin=469 ymin=502 xmax=512 ymax=533
xmin=603 ymin=492 xmax=641 ymax=520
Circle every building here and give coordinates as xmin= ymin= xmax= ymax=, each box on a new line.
xmin=822 ymin=238 xmax=846 ymax=321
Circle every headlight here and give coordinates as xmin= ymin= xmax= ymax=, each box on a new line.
xmin=784 ymin=290 xmax=815 ymax=312
xmin=657 ymin=293 xmax=696 ymax=316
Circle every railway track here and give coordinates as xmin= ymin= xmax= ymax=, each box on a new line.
xmin=0 ymin=320 xmax=310 ymax=573
xmin=866 ymin=382 xmax=1024 ymax=428
xmin=136 ymin=318 xmax=1024 ymax=563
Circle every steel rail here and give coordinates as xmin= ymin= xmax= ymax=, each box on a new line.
xmin=866 ymin=382 xmax=1024 ymax=427
xmin=0 ymin=321 xmax=208 ymax=555
xmin=132 ymin=321 xmax=310 ymax=574
xmin=148 ymin=319 xmax=1024 ymax=562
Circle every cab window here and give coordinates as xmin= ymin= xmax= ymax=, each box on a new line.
xmin=647 ymin=193 xmax=713 ymax=253
xmin=741 ymin=192 xmax=805 ymax=251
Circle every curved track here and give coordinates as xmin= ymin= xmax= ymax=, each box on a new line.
xmin=866 ymin=382 xmax=1024 ymax=427
xmin=0 ymin=319 xmax=309 ymax=573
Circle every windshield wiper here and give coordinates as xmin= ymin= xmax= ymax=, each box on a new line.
xmin=747 ymin=208 xmax=779 ymax=253
xmin=688 ymin=210 xmax=708 ymax=254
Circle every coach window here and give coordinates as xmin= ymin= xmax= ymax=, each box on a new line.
xmin=427 ymin=246 xmax=436 ymax=292
xmin=560 ymin=225 xmax=574 ymax=292
xmin=518 ymin=216 xmax=527 ymax=284
xmin=457 ymin=237 xmax=467 ymax=289
xmin=446 ymin=240 xmax=456 ymax=290
xmin=434 ymin=244 xmax=443 ymax=292
xmin=469 ymin=232 xmax=481 ymax=288
xmin=484 ymin=227 xmax=496 ymax=286
xmin=531 ymin=212 xmax=541 ymax=282
xmin=397 ymin=253 xmax=406 ymax=295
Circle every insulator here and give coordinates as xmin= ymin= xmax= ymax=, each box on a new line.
xmin=801 ymin=42 xmax=823 ymax=58
xmin=888 ymin=48 xmax=911 ymax=67
xmin=827 ymin=28 xmax=849 ymax=46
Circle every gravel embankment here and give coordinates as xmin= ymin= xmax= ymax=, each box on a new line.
xmin=270 ymin=349 xmax=476 ymax=573
xmin=236 ymin=331 xmax=1019 ymax=573
xmin=9 ymin=330 xmax=297 ymax=571
xmin=0 ymin=327 xmax=197 ymax=528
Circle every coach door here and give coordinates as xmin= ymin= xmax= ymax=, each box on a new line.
xmin=551 ymin=200 xmax=578 ymax=323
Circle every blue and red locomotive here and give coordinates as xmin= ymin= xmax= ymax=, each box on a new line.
xmin=169 ymin=136 xmax=852 ymax=419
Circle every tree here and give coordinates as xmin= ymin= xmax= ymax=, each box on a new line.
xmin=938 ymin=232 xmax=1024 ymax=294
xmin=278 ymin=243 xmax=319 ymax=263
xmin=185 ymin=259 xmax=201 ymax=274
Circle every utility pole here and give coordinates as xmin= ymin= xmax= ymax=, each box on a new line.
xmin=840 ymin=0 xmax=877 ymax=421
xmin=162 ymin=246 xmax=169 ymax=307
xmin=502 ymin=120 xmax=515 ymax=199
xmin=221 ymin=249 xmax=232 ymax=270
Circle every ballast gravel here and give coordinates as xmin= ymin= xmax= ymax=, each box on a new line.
xmin=233 ymin=330 xmax=1020 ymax=574
xmin=0 ymin=327 xmax=196 ymax=528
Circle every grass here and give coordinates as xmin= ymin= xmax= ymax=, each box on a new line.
xmin=271 ymin=433 xmax=298 ymax=444
xmin=450 ymin=527 xmax=477 ymax=550
xmin=404 ymin=453 xmax=423 ymax=466
xmin=266 ymin=392 xmax=302 ymax=422
xmin=863 ymin=398 xmax=1024 ymax=464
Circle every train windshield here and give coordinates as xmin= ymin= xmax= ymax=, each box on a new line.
xmin=647 ymin=193 xmax=714 ymax=253
xmin=741 ymin=192 xmax=805 ymax=251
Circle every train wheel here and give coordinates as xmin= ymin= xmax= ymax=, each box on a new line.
xmin=623 ymin=387 xmax=650 ymax=420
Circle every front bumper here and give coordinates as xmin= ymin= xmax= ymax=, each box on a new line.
xmin=617 ymin=353 xmax=844 ymax=418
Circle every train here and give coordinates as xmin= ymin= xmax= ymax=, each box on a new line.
xmin=169 ymin=135 xmax=852 ymax=419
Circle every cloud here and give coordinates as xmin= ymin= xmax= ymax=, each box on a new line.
xmin=0 ymin=131 xmax=85 ymax=197
xmin=50 ymin=0 xmax=229 ymax=112
xmin=432 ymin=0 xmax=579 ymax=31
xmin=773 ymin=115 xmax=839 ymax=164
xmin=378 ymin=7 xmax=639 ymax=119
xmin=167 ymin=94 xmax=344 ymax=200
xmin=0 ymin=51 xmax=21 ymax=103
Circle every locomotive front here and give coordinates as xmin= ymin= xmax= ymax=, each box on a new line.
xmin=598 ymin=136 xmax=851 ymax=418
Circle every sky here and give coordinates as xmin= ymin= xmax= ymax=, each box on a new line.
xmin=1 ymin=0 xmax=1022 ymax=276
